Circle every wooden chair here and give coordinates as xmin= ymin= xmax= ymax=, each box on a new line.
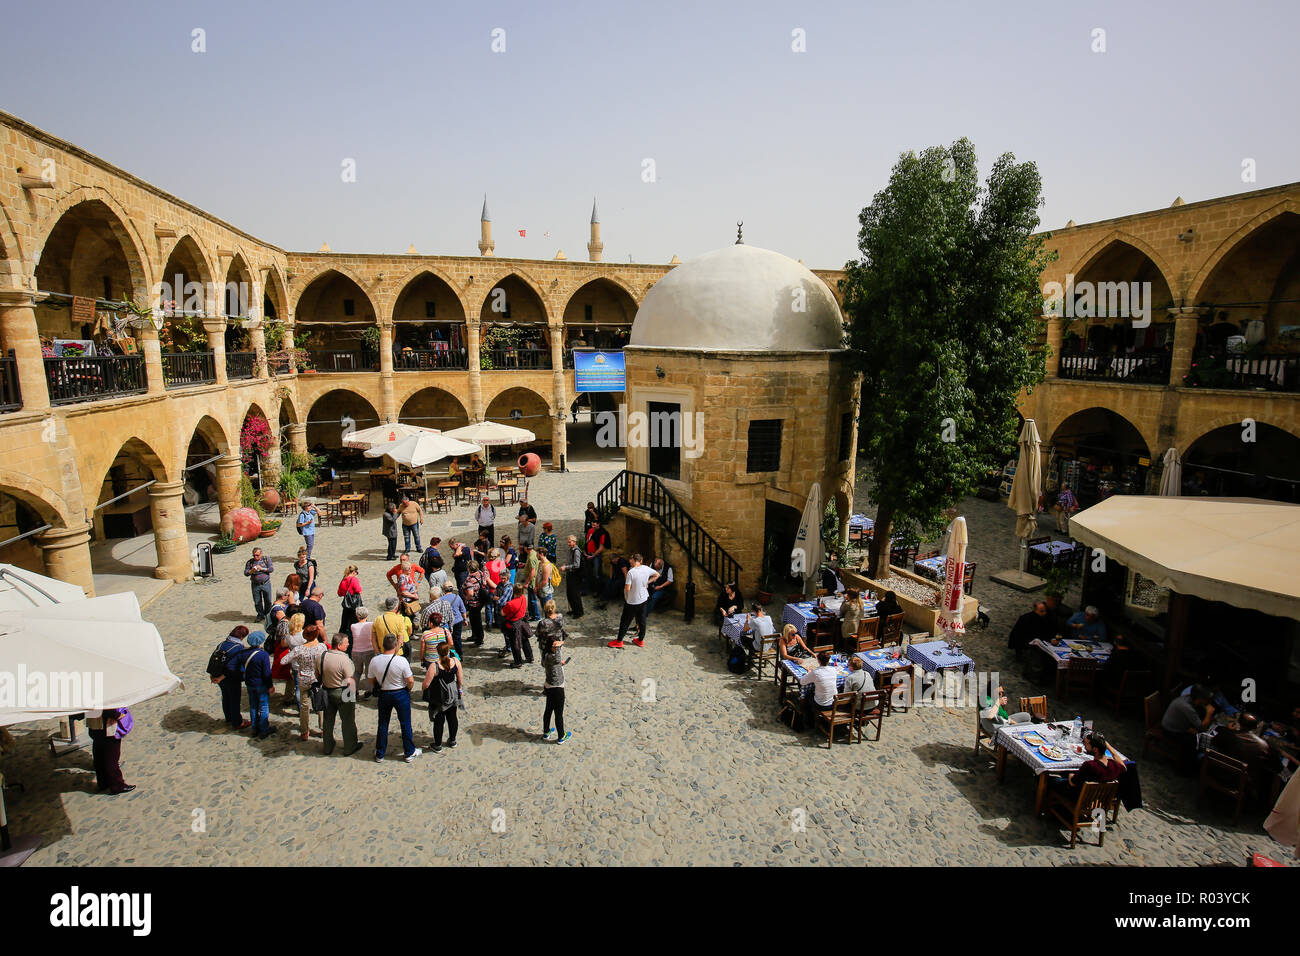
xmin=814 ymin=588 xmax=830 ymax=598
xmin=975 ymin=706 xmax=999 ymax=758
xmin=1062 ymin=657 xmax=1098 ymax=702
xmin=1019 ymin=695 xmax=1050 ymax=722
xmin=916 ymin=548 xmax=940 ymax=561
xmin=881 ymin=668 xmax=912 ymax=713
xmin=962 ymin=561 xmax=976 ymax=596
xmin=849 ymin=617 xmax=880 ymax=653
xmin=816 ymin=692 xmax=858 ymax=748
xmin=848 ymin=525 xmax=865 ymax=548
xmin=1047 ymin=780 xmax=1121 ymax=848
xmin=777 ymin=669 xmax=803 ymax=727
xmin=1198 ymin=751 xmax=1249 ymax=822
xmin=434 ymin=494 xmax=452 ymax=514
xmin=810 ymin=615 xmax=838 ymax=654
xmin=1102 ymin=669 xmax=1150 ymax=717
xmin=1142 ymin=692 xmax=1178 ymax=761
xmin=879 ymin=612 xmax=904 ymax=647
xmin=754 ymin=631 xmax=781 ymax=682
xmin=853 ymin=690 xmax=887 ymax=742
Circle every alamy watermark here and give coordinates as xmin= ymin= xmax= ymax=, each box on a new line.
xmin=0 ymin=666 xmax=104 ymax=711
xmin=1042 ymin=275 xmax=1152 ymax=328
xmin=594 ymin=403 xmax=704 ymax=458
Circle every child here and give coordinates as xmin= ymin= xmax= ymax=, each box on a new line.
xmin=538 ymin=601 xmax=571 ymax=742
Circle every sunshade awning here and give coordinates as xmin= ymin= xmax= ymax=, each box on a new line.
xmin=1068 ymin=496 xmax=1300 ymax=622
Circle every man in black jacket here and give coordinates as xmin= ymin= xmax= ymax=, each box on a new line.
xmin=381 ymin=502 xmax=398 ymax=561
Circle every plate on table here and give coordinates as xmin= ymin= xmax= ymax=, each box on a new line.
xmin=1020 ymin=731 xmax=1047 ymax=748
xmin=1037 ymin=744 xmax=1071 ymax=761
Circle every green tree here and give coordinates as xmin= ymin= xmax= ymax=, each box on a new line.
xmin=840 ymin=139 xmax=1053 ymax=578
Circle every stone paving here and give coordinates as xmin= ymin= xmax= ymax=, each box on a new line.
xmin=1 ymin=466 xmax=1284 ymax=865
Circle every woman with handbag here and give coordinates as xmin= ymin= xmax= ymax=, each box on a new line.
xmin=421 ymin=640 xmax=463 ymax=752
xmin=337 ymin=565 xmax=363 ymax=643
xmin=289 ymin=624 xmax=327 ymax=741
xmin=420 ymin=612 xmax=455 ymax=666
xmin=87 ymin=707 xmax=135 ymax=794
xmin=462 ymin=561 xmax=489 ymax=646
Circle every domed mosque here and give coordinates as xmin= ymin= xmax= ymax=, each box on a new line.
xmin=606 ymin=228 xmax=860 ymax=608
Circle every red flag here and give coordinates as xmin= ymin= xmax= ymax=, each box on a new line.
xmin=518 ymin=229 xmax=526 ymax=237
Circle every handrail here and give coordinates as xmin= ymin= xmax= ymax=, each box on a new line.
xmin=596 ymin=469 xmax=742 ymax=588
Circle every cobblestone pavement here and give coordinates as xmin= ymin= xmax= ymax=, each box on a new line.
xmin=1 ymin=466 xmax=1280 ymax=865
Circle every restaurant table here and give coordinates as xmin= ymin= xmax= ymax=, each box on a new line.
xmin=780 ymin=654 xmax=854 ymax=699
xmin=781 ymin=597 xmax=875 ymax=639
xmin=369 ymin=468 xmax=395 ymax=477
xmin=437 ymin=480 xmax=462 ymax=506
xmin=722 ymin=613 xmax=748 ymax=647
xmin=1028 ymin=539 xmax=1078 ymax=566
xmin=1030 ymin=637 xmax=1113 ymax=670
xmin=848 ymin=513 xmax=873 ymax=530
xmin=338 ymin=493 xmax=366 ymax=522
xmin=905 ymin=639 xmax=975 ymax=674
xmin=913 ymin=555 xmax=946 ymax=581
xmin=994 ymin=721 xmax=1137 ymax=815
xmin=497 ymin=479 xmax=519 ymax=504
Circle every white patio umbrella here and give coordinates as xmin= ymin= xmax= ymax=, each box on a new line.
xmin=0 ymin=565 xmax=85 ymax=611
xmin=0 ymin=590 xmax=182 ymax=863
xmin=791 ymin=483 xmax=823 ymax=598
xmin=1158 ymin=446 xmax=1182 ymax=497
xmin=442 ymin=420 xmax=536 ymax=447
xmin=936 ymin=516 xmax=968 ymax=639
xmin=343 ymin=422 xmax=441 ymax=450
xmin=365 ymin=432 xmax=482 ymax=469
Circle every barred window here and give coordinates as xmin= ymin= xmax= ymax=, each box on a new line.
xmin=747 ymin=419 xmax=783 ymax=472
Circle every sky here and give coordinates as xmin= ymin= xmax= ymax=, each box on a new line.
xmin=4 ymin=0 xmax=1298 ymax=269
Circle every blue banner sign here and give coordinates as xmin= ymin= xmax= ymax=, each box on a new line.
xmin=573 ymin=350 xmax=626 ymax=392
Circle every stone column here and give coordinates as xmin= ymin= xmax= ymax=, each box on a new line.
xmin=281 ymin=318 xmax=297 ymax=377
xmin=248 ymin=324 xmax=268 ymax=378
xmin=214 ymin=454 xmax=243 ymax=523
xmin=1045 ymin=316 xmax=1062 ymax=377
xmin=0 ymin=290 xmax=51 ymax=411
xmin=204 ymin=318 xmax=228 ymax=385
xmin=38 ymin=522 xmax=95 ymax=598
xmin=265 ymin=430 xmax=283 ymax=479
xmin=378 ymin=321 xmax=396 ymax=422
xmin=147 ymin=480 xmax=192 ymax=582
xmin=466 ymin=315 xmax=483 ymax=421
xmin=287 ymin=423 xmax=308 ymax=458
xmin=549 ymin=325 xmax=568 ymax=469
xmin=139 ymin=322 xmax=166 ymax=395
xmin=1169 ymin=308 xmax=1200 ymax=386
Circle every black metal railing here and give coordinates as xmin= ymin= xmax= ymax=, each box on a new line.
xmin=596 ymin=469 xmax=741 ymax=589
xmin=395 ymin=348 xmax=468 ymax=371
xmin=1057 ymin=349 xmax=1171 ymax=385
xmin=161 ymin=351 xmax=216 ymax=388
xmin=0 ymin=351 xmax=21 ymax=412
xmin=481 ymin=347 xmax=551 ymax=371
xmin=1183 ymin=347 xmax=1300 ymax=392
xmin=44 ymin=355 xmax=147 ymax=405
xmin=306 ymin=348 xmax=376 ymax=372
xmin=227 ymin=351 xmax=258 ymax=380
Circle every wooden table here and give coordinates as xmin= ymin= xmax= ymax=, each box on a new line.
xmin=994 ymin=721 xmax=1130 ymax=815
xmin=437 ymin=480 xmax=462 ymax=505
xmin=338 ymin=493 xmax=366 ymax=522
xmin=497 ymin=478 xmax=519 ymax=504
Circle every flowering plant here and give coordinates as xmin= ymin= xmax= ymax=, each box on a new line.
xmin=239 ymin=414 xmax=273 ymax=469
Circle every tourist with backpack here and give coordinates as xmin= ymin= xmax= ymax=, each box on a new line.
xmin=241 ymin=631 xmax=275 ymax=739
xmin=563 ymin=534 xmax=584 ymax=619
xmin=295 ymin=500 xmax=320 ymax=558
xmin=208 ymin=625 xmax=251 ymax=730
xmin=536 ymin=547 xmax=557 ymax=620
xmin=462 ymin=561 xmax=489 ymax=646
xmin=421 ymin=639 xmax=463 ymax=752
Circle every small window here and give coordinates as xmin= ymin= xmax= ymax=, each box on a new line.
xmin=746 ymin=419 xmax=783 ymax=473
xmin=343 ymin=298 xmax=355 ymax=316
xmin=102 ymin=276 xmax=112 ymax=299
xmin=647 ymin=401 xmax=682 ymax=481
xmin=584 ymin=304 xmax=593 ymax=322
xmin=838 ymin=411 xmax=854 ymax=462
xmin=425 ymin=301 xmax=437 ymax=318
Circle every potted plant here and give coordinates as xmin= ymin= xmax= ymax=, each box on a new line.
xmin=212 ymin=530 xmax=237 ymax=554
xmin=259 ymin=519 xmax=281 ymax=538
xmin=361 ymin=326 xmax=381 ymax=370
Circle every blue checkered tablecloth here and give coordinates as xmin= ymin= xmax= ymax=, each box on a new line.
xmin=722 ymin=613 xmax=747 ymax=647
xmin=1029 ymin=540 xmax=1078 ymax=564
xmin=1030 ymin=637 xmax=1114 ymax=670
xmin=906 ymin=640 xmax=975 ymax=674
xmin=855 ymin=648 xmax=913 ymax=676
xmin=994 ymin=723 xmax=1092 ymax=775
xmin=914 ymin=556 xmax=946 ymax=581
xmin=781 ymin=655 xmax=853 ymax=698
xmin=849 ymin=513 xmax=873 ymax=530
xmin=782 ymin=601 xmax=820 ymax=638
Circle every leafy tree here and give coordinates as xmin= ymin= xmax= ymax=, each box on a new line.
xmin=840 ymin=139 xmax=1053 ymax=578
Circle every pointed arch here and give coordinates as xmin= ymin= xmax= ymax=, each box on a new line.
xmin=1068 ymin=230 xmax=1178 ymax=302
xmin=1186 ymin=199 xmax=1300 ymax=304
xmin=31 ymin=187 xmax=153 ymax=299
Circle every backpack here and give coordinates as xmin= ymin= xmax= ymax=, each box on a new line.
xmin=549 ymin=561 xmax=562 ymax=588
xmin=206 ymin=641 xmax=234 ymax=679
xmin=726 ymin=644 xmax=749 ymax=675
xmin=296 ymin=513 xmax=305 ymax=535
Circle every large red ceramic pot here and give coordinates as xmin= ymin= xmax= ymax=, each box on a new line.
xmin=518 ymin=452 xmax=541 ymax=477
xmin=228 ymin=507 xmax=263 ymax=544
xmin=259 ymin=487 xmax=281 ymax=512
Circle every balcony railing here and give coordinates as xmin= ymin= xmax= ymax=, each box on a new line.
xmin=0 ymin=351 xmax=21 ymax=412
xmin=481 ymin=347 xmax=551 ymax=371
xmin=1057 ymin=349 xmax=1171 ymax=385
xmin=162 ymin=351 xmax=217 ymax=388
xmin=227 ymin=351 xmax=258 ymax=380
xmin=1184 ymin=348 xmax=1300 ymax=392
xmin=395 ymin=348 xmax=468 ymax=371
xmin=305 ymin=348 xmax=376 ymax=372
xmin=44 ymin=355 xmax=147 ymax=405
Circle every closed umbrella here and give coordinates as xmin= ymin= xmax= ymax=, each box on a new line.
xmin=1159 ymin=447 xmax=1182 ymax=497
xmin=343 ymin=422 xmax=440 ymax=450
xmin=1009 ymin=419 xmax=1043 ymax=578
xmin=937 ymin=516 xmax=968 ymax=638
xmin=791 ymin=483 xmax=823 ymax=598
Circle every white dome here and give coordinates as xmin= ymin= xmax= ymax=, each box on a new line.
xmin=630 ymin=244 xmax=843 ymax=351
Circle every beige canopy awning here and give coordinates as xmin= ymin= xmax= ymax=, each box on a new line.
xmin=1068 ymin=496 xmax=1300 ymax=622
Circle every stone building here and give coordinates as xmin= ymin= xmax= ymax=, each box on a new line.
xmin=603 ymin=240 xmax=858 ymax=604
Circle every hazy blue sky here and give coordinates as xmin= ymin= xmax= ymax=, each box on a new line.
xmin=5 ymin=0 xmax=1297 ymax=268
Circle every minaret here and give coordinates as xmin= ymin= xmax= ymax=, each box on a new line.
xmin=478 ymin=195 xmax=495 ymax=256
xmin=587 ymin=196 xmax=603 ymax=262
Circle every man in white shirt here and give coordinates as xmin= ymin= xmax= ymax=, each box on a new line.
xmin=366 ymin=634 xmax=421 ymax=763
xmin=607 ymin=553 xmax=658 ymax=650
xmin=475 ymin=498 xmax=496 ymax=545
xmin=799 ymin=650 xmax=839 ymax=723
xmin=740 ymin=603 xmax=776 ymax=655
